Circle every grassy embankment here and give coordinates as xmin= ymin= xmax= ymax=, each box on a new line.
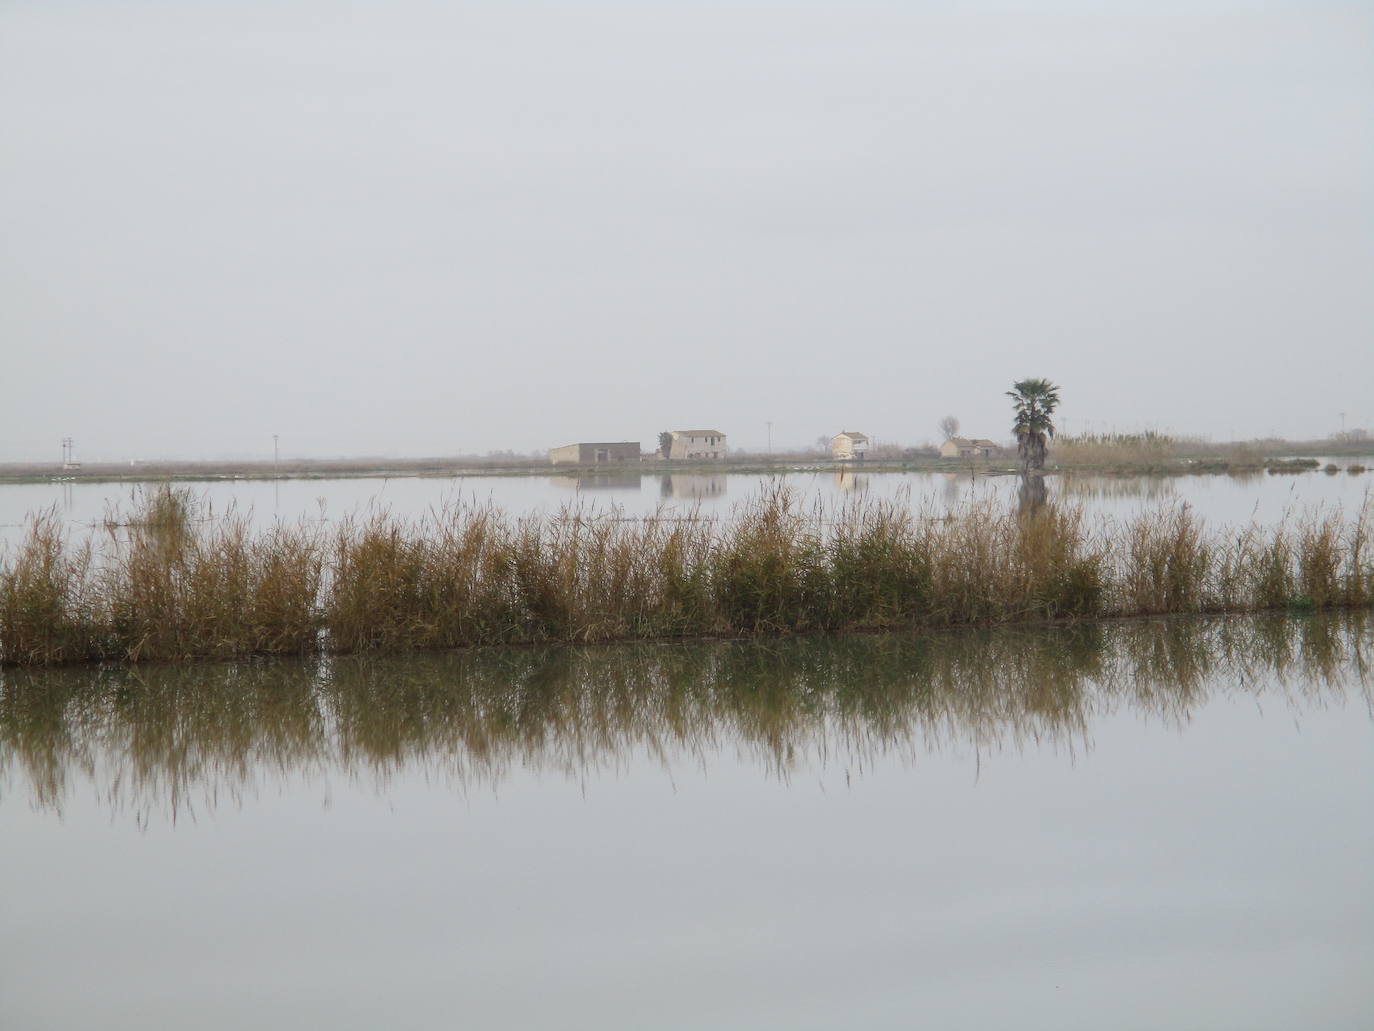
xmin=2 ymin=485 xmax=1372 ymax=667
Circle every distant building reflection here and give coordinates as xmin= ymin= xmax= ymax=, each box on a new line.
xmin=660 ymin=475 xmax=727 ymax=499
xmin=549 ymin=474 xmax=643 ymax=492
xmin=831 ymin=469 xmax=869 ymax=493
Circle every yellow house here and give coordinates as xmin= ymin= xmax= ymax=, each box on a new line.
xmin=831 ymin=431 xmax=870 ymax=461
xmin=939 ymin=438 xmax=1001 ymax=459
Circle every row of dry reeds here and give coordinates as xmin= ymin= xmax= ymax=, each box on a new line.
xmin=1053 ymin=433 xmax=1372 ymax=475
xmin=1054 ymin=431 xmax=1180 ymax=467
xmin=2 ymin=486 xmax=1372 ymax=666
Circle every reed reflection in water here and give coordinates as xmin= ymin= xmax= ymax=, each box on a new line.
xmin=3 ymin=612 xmax=1368 ymax=821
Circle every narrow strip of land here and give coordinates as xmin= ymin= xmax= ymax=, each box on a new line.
xmin=3 ymin=487 xmax=1371 ymax=667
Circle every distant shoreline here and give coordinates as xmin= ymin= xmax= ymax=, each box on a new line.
xmin=2 ymin=441 xmax=1372 ymax=486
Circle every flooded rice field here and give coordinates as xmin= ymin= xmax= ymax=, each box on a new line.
xmin=2 ymin=613 xmax=1372 ymax=1028
xmin=3 ymin=470 xmax=1372 ymax=1026
xmin=1 ymin=463 xmax=1371 ymax=552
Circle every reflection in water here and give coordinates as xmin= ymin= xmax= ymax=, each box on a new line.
xmin=549 ymin=474 xmax=643 ymax=492
xmin=1017 ymin=473 xmax=1048 ymax=513
xmin=1057 ymin=474 xmax=1179 ymax=502
xmin=832 ymin=469 xmax=869 ymax=493
xmin=940 ymin=471 xmax=963 ymax=507
xmin=2 ymin=614 xmax=1367 ymax=821
xmin=659 ymin=474 xmax=727 ymax=499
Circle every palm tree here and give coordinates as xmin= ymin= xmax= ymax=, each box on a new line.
xmin=1006 ymin=378 xmax=1061 ymax=472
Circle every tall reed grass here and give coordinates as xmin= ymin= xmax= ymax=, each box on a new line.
xmin=2 ymin=490 xmax=321 ymax=665
xmin=1055 ymin=430 xmax=1178 ymax=466
xmin=3 ymin=487 xmax=1372 ymax=666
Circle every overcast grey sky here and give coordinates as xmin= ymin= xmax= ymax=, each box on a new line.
xmin=3 ymin=1 xmax=1371 ymax=461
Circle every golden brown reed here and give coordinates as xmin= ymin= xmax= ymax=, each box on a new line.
xmin=2 ymin=490 xmax=320 ymax=665
xmin=1054 ymin=431 xmax=1179 ymax=467
xmin=3 ymin=487 xmax=1373 ymax=666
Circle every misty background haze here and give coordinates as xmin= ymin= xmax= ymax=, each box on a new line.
xmin=3 ymin=0 xmax=1371 ymax=463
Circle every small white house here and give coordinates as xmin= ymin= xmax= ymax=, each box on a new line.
xmin=831 ymin=431 xmax=870 ymax=461
xmin=668 ymin=430 xmax=727 ymax=461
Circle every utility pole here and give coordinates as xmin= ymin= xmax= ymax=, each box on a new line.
xmin=61 ymin=436 xmax=74 ymax=469
xmin=273 ymin=434 xmax=279 ymax=475
xmin=766 ymin=421 xmax=773 ymax=457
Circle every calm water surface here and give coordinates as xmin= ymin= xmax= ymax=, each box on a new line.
xmin=2 ymin=615 xmax=1371 ymax=1029
xmin=2 ymin=465 xmax=1371 ymax=552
